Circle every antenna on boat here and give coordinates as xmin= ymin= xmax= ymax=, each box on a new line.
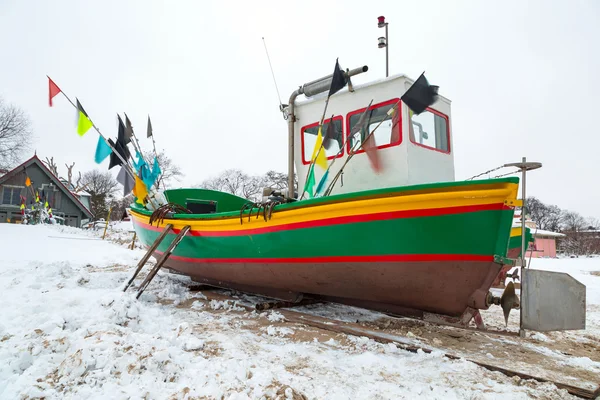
xmin=262 ymin=37 xmax=286 ymax=116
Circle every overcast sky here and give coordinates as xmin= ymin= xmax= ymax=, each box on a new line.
xmin=1 ymin=0 xmax=599 ymax=220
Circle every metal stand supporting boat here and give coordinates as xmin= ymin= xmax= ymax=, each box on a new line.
xmin=134 ymin=225 xmax=191 ymax=299
xmin=123 ymin=223 xmax=174 ymax=292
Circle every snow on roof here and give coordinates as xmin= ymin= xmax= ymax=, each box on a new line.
xmin=513 ymin=223 xmax=565 ymax=237
xmin=531 ymin=229 xmax=566 ymax=238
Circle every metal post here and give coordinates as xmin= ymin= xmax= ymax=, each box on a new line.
xmin=385 ymin=23 xmax=389 ymax=78
xmin=520 ymin=156 xmax=527 ymax=338
xmin=377 ymin=17 xmax=389 ymax=78
xmin=285 ymin=65 xmax=368 ymax=199
xmin=502 ymin=158 xmax=542 ymax=339
xmin=521 ymin=156 xmax=527 ymax=268
xmin=130 ymin=232 xmax=137 ymax=250
xmin=102 ymin=207 xmax=112 ymax=240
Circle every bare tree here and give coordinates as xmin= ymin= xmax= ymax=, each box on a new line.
xmin=43 ymin=156 xmax=59 ymax=177
xmin=561 ymin=210 xmax=587 ymax=232
xmin=526 ymin=197 xmax=562 ymax=232
xmin=74 ymin=171 xmax=85 ymax=192
xmin=142 ymin=150 xmax=183 ymax=189
xmin=199 ymin=169 xmax=261 ymax=200
xmin=110 ymin=194 xmax=134 ymax=221
xmin=524 ymin=196 xmax=600 ymax=256
xmin=65 ymin=162 xmax=75 ymax=188
xmin=559 ymin=210 xmax=590 ymax=255
xmin=197 ymin=169 xmax=296 ymax=201
xmin=261 ymin=170 xmax=298 ymax=194
xmin=586 ymin=217 xmax=600 ymax=231
xmin=80 ymin=169 xmax=119 ymax=219
xmin=0 ymin=97 xmax=33 ymax=169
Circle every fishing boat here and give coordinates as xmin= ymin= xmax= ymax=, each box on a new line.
xmin=128 ymin=62 xmax=535 ymax=329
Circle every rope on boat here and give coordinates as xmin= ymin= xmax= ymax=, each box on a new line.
xmin=149 ymin=203 xmax=192 ymax=227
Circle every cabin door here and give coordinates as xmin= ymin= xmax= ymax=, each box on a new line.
xmin=0 ymin=212 xmax=7 ymax=223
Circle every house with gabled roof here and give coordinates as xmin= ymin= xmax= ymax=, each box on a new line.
xmin=0 ymin=155 xmax=93 ymax=226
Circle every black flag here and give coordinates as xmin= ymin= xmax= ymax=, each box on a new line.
xmin=147 ymin=115 xmax=153 ymax=138
xmin=350 ymin=100 xmax=374 ymax=137
xmin=109 ymin=115 xmax=131 ymax=170
xmin=124 ymin=113 xmax=133 ymax=145
xmin=401 ymin=72 xmax=439 ymax=115
xmin=322 ymin=115 xmax=337 ymax=150
xmin=328 ymin=58 xmax=347 ymax=97
xmin=116 ymin=165 xmax=134 ymax=196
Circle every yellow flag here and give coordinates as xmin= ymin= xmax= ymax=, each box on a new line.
xmin=132 ymin=176 xmax=148 ymax=205
xmin=76 ymin=99 xmax=93 ymax=136
xmin=310 ymin=127 xmax=328 ymax=170
xmin=77 ymin=111 xmax=93 ymax=136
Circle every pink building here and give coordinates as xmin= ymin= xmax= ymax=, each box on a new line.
xmin=526 ymin=229 xmax=565 ymax=258
xmin=513 ymin=214 xmax=565 ymax=258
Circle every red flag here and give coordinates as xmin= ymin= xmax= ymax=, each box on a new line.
xmin=362 ymin=134 xmax=382 ymax=173
xmin=48 ymin=77 xmax=61 ymax=106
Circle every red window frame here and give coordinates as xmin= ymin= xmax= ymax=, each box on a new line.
xmin=345 ymin=98 xmax=402 ymax=155
xmin=408 ymin=106 xmax=451 ymax=154
xmin=300 ymin=115 xmax=344 ymax=165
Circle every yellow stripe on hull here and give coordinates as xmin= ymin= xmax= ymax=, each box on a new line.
xmin=130 ymin=182 xmax=519 ymax=232
xmin=510 ymin=227 xmax=522 ymax=237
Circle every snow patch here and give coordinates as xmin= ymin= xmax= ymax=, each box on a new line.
xmin=265 ymin=326 xmax=294 ymax=337
xmin=266 ymin=311 xmax=285 ymax=322
xmin=209 ymin=299 xmax=245 ymax=311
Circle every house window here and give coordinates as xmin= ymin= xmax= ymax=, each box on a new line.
xmin=40 ymin=184 xmax=62 ymax=209
xmin=1 ymin=186 xmax=23 ymax=206
xmin=347 ymin=99 xmax=401 ymax=153
xmin=301 ymin=116 xmax=344 ymax=165
xmin=408 ymin=107 xmax=450 ymax=153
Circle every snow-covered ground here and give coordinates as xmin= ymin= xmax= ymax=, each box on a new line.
xmin=0 ymin=223 xmax=598 ymax=399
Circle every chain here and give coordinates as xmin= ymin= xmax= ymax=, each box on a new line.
xmin=492 ymin=170 xmax=520 ymax=178
xmin=467 ymin=165 xmax=523 ymax=180
xmin=466 ymin=165 xmax=505 ymax=180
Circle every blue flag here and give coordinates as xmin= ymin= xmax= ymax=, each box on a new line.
xmin=132 ymin=151 xmax=145 ymax=171
xmin=150 ymin=156 xmax=162 ymax=188
xmin=94 ymin=136 xmax=113 ymax=163
xmin=133 ymin=151 xmax=155 ymax=189
xmin=314 ymin=169 xmax=329 ymax=197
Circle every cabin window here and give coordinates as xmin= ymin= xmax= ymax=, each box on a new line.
xmin=301 ymin=116 xmax=344 ymax=164
xmin=347 ymin=98 xmax=401 ymax=153
xmin=1 ymin=186 xmax=23 ymax=206
xmin=408 ymin=108 xmax=450 ymax=153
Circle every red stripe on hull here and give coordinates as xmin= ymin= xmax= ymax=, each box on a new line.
xmin=154 ymin=252 xmax=494 ymax=264
xmin=133 ymin=203 xmax=508 ymax=237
